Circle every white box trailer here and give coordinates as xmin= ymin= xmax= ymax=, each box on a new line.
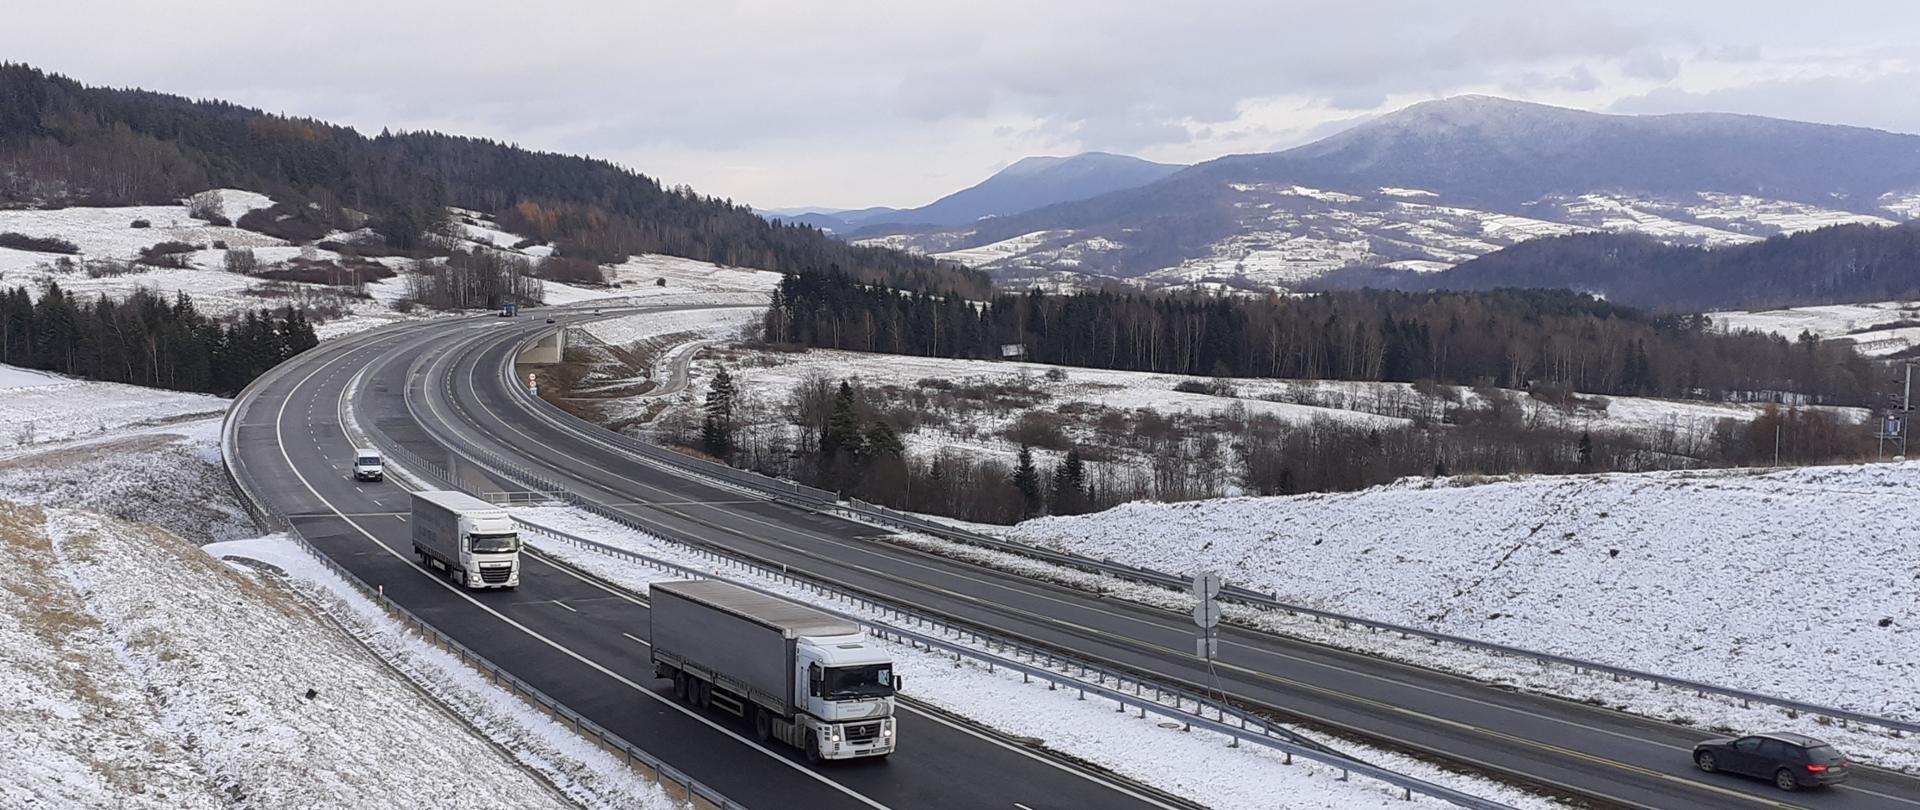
xmin=651 ymin=580 xmax=897 ymax=761
xmin=409 ymin=490 xmax=520 ymax=589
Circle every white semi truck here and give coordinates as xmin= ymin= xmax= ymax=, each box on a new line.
xmin=409 ymin=490 xmax=520 ymax=589
xmin=650 ymin=580 xmax=898 ymax=761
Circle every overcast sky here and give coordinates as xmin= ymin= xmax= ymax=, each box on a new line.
xmin=13 ymin=1 xmax=1918 ymax=209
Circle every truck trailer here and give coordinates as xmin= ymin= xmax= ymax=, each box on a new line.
xmin=409 ymin=490 xmax=520 ymax=589
xmin=650 ymin=580 xmax=898 ymax=761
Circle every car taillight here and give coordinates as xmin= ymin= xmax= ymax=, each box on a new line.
xmin=1806 ymin=765 xmax=1826 ymax=772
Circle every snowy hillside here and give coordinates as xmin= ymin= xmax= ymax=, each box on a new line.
xmin=1711 ymin=300 xmax=1920 ymax=357
xmin=0 ymin=364 xmax=226 ymax=449
xmin=0 ymin=192 xmax=779 ymax=339
xmin=1010 ymin=463 xmax=1919 ymax=720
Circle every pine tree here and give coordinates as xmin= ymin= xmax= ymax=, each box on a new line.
xmin=702 ymin=366 xmax=737 ymax=458
xmin=819 ymin=382 xmax=863 ymax=461
xmin=863 ymin=420 xmax=904 ymax=458
xmin=1011 ymin=445 xmax=1042 ymax=519
xmin=1050 ymin=447 xmax=1087 ymax=515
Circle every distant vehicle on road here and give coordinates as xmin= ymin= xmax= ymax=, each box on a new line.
xmin=1694 ymin=732 xmax=1850 ymax=790
xmin=351 ymin=448 xmax=383 ymax=482
xmin=545 ymin=317 xmax=555 ymax=324
xmin=650 ymin=580 xmax=898 ymax=761
xmin=499 ymin=303 xmax=517 ymax=317
xmin=409 ymin=490 xmax=520 ymax=589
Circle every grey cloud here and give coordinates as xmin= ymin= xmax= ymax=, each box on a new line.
xmin=1610 ymin=70 xmax=1920 ymax=134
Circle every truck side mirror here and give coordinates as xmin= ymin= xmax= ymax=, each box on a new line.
xmin=892 ymin=675 xmax=903 ymax=692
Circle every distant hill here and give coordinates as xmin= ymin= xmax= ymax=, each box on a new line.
xmin=861 ymin=96 xmax=1920 ymax=293
xmin=0 ymin=63 xmax=985 ymax=297
xmin=783 ymin=152 xmax=1182 ymax=233
xmin=1318 ymin=220 xmax=1920 ymax=311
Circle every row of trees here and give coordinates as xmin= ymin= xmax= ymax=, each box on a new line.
xmin=764 ymin=271 xmax=1884 ymax=404
xmin=0 ymin=283 xmax=318 ymax=395
xmin=666 ymin=361 xmax=1878 ymax=524
xmin=0 ymin=63 xmax=987 ymax=297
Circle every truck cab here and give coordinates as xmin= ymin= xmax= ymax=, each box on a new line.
xmin=409 ymin=490 xmax=520 ymax=589
xmin=351 ymin=448 xmax=384 ymax=481
xmin=796 ymin=632 xmax=899 ymax=759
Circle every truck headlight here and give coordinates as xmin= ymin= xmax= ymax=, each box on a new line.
xmin=882 ymin=725 xmax=892 ymax=737
xmin=829 ymin=731 xmax=840 ymax=742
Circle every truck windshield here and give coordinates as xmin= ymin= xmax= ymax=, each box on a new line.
xmin=356 ymin=456 xmax=380 ymax=466
xmin=822 ymin=664 xmax=894 ymax=699
xmin=469 ymin=532 xmax=519 ymax=554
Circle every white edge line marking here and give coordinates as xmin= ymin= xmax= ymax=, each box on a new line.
xmin=276 ymin=343 xmax=894 ymax=810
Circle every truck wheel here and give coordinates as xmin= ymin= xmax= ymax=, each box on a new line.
xmin=696 ymin=680 xmax=711 ymax=709
xmin=753 ymin=709 xmax=771 ymax=741
xmin=672 ymin=672 xmax=687 ymax=702
xmin=804 ymin=731 xmax=823 ymax=764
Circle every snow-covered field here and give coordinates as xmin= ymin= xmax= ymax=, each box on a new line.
xmin=514 ymin=507 xmax=1561 ymax=810
xmin=0 ymin=364 xmax=227 ymax=449
xmin=1010 ymin=463 xmax=1920 ymax=725
xmin=1711 ymin=300 xmax=1920 ymax=356
xmin=579 ymin=306 xmax=763 ymax=352
xmin=672 ymin=347 xmax=1862 ymax=455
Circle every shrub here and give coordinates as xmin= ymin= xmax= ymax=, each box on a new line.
xmin=655 ymin=277 xmax=668 ymax=287
xmin=130 ymin=218 xmax=151 ymax=229
xmin=138 ymin=241 xmax=201 ymax=267
xmin=1173 ymin=379 xmax=1210 ymax=394
xmin=1002 ymin=410 xmax=1072 ymax=451
xmin=1043 ymin=367 xmax=1068 ymax=382
xmin=0 ymin=232 xmax=79 ymax=254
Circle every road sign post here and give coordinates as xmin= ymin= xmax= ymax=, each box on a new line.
xmin=1191 ymin=571 xmax=1223 ymax=662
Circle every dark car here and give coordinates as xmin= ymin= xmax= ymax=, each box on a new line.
xmin=545 ymin=317 xmax=556 ymax=324
xmin=1694 ymin=732 xmax=1850 ymax=791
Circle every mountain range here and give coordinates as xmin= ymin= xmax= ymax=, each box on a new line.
xmin=771 ymin=152 xmax=1182 ymax=232
xmin=846 ymin=96 xmax=1920 ymax=293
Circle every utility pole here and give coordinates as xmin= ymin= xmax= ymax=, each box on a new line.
xmin=1903 ymin=362 xmax=1913 ymax=459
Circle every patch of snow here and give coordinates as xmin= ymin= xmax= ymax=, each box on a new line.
xmin=1378 ymin=187 xmax=1439 ymax=198
xmin=1011 ymin=463 xmax=1920 ymax=725
xmin=209 ymin=535 xmax=681 ymax=810
xmin=0 ymin=501 xmax=578 ymax=810
xmin=0 ymin=364 xmax=226 ymax=449
xmin=1880 ymin=191 xmax=1920 ymax=220
xmin=933 ymin=230 xmax=1068 ymax=266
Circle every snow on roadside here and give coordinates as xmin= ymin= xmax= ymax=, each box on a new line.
xmin=511 ymin=507 xmax=1562 ymax=810
xmin=0 ymin=502 xmax=577 ymax=810
xmin=208 ymin=535 xmax=681 ymax=810
xmin=1001 ymin=463 xmax=1920 ymax=763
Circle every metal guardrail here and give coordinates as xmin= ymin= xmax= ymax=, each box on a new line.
xmin=376 ymin=356 xmax=1517 ymax=809
xmin=518 ymin=518 xmax=1519 ymax=809
xmin=218 ymin=319 xmax=750 ymax=810
xmin=281 ymin=529 xmax=743 ymax=810
xmin=494 ymin=327 xmax=1920 ymax=739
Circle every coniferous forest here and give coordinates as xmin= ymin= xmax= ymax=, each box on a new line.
xmin=0 ymin=284 xmax=317 ymax=396
xmin=0 ymin=63 xmax=986 ymax=297
xmin=764 ymin=270 xmax=1882 ymax=405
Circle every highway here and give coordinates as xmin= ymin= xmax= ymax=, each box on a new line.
xmin=231 ymin=302 xmax=1920 ymax=810
xmin=226 ymin=312 xmax=1190 ymax=810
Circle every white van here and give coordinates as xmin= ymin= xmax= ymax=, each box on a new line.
xmin=352 ymin=448 xmax=384 ymax=482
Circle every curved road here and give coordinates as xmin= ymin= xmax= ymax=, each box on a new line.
xmin=233 ymin=302 xmax=1920 ymax=810
xmin=227 ymin=308 xmax=1188 ymax=810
